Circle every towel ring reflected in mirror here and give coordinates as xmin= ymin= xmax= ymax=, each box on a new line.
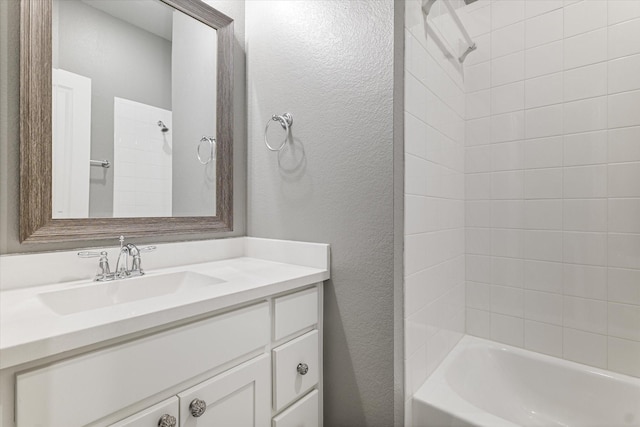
xmin=197 ymin=136 xmax=216 ymax=165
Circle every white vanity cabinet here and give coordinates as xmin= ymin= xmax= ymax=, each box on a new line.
xmin=12 ymin=284 xmax=323 ymax=427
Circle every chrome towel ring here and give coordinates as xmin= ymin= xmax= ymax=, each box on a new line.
xmin=264 ymin=113 xmax=293 ymax=151
xmin=197 ymin=136 xmax=216 ymax=165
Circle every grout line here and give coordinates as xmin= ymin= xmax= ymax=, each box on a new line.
xmin=605 ymin=5 xmax=610 ymax=368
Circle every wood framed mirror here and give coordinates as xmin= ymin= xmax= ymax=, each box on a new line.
xmin=20 ymin=0 xmax=233 ymax=243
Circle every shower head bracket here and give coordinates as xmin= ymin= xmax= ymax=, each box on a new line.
xmin=157 ymin=121 xmax=169 ymax=133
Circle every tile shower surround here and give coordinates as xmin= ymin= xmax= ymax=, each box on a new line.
xmin=404 ymin=1 xmax=640 ymax=414
xmin=404 ymin=0 xmax=467 ymax=403
xmin=461 ymin=0 xmax=640 ymax=377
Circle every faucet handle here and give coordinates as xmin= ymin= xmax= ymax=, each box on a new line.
xmin=129 ymin=246 xmax=155 ymax=276
xmin=78 ymin=251 xmax=104 ymax=258
xmin=78 ymin=251 xmax=112 ymax=281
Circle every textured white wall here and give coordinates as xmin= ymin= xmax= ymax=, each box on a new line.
xmin=403 ymin=0 xmax=467 ymax=421
xmin=245 ymin=1 xmax=396 ymax=425
xmin=462 ymin=0 xmax=640 ymax=377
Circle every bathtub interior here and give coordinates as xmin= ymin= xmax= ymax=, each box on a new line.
xmin=412 ymin=336 xmax=640 ymax=427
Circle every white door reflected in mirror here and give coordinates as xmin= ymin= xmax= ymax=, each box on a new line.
xmin=52 ymin=68 xmax=92 ymax=218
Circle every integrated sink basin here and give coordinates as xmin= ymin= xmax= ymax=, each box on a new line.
xmin=38 ymin=271 xmax=225 ymax=315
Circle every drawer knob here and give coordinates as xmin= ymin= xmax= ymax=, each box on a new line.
xmin=189 ymin=398 xmax=207 ymax=417
xmin=158 ymin=414 xmax=177 ymax=427
xmin=297 ymin=362 xmax=309 ymax=375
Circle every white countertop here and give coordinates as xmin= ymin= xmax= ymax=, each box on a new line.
xmin=0 ymin=238 xmax=330 ymax=369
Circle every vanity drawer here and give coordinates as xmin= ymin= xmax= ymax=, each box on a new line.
xmin=272 ymin=330 xmax=319 ymax=411
xmin=16 ymin=302 xmax=269 ymax=427
xmin=272 ymin=389 xmax=319 ymax=427
xmin=110 ymin=397 xmax=179 ymax=427
xmin=273 ymin=287 xmax=318 ymax=341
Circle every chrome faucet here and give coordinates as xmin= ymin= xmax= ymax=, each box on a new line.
xmin=78 ymin=236 xmax=156 ymax=282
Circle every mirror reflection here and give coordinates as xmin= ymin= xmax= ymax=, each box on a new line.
xmin=52 ymin=0 xmax=218 ymax=219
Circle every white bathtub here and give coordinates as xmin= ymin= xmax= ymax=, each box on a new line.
xmin=412 ymin=335 xmax=640 ymax=427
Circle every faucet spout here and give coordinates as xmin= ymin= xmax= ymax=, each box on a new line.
xmin=115 ymin=245 xmax=131 ymax=279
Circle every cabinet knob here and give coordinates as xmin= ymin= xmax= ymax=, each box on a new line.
xmin=189 ymin=398 xmax=207 ymax=417
xmin=297 ymin=362 xmax=309 ymax=375
xmin=157 ymin=414 xmax=177 ymax=427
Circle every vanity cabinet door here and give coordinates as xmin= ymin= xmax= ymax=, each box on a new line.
xmin=179 ymin=354 xmax=270 ymax=427
xmin=109 ymin=397 xmax=179 ymax=427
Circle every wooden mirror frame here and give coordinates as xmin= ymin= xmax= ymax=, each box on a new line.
xmin=20 ymin=0 xmax=234 ymax=243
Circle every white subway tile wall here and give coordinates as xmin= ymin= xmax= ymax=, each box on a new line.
xmin=460 ymin=0 xmax=640 ymax=378
xmin=404 ymin=0 xmax=467 ymax=409
xmin=113 ymin=98 xmax=173 ymax=217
